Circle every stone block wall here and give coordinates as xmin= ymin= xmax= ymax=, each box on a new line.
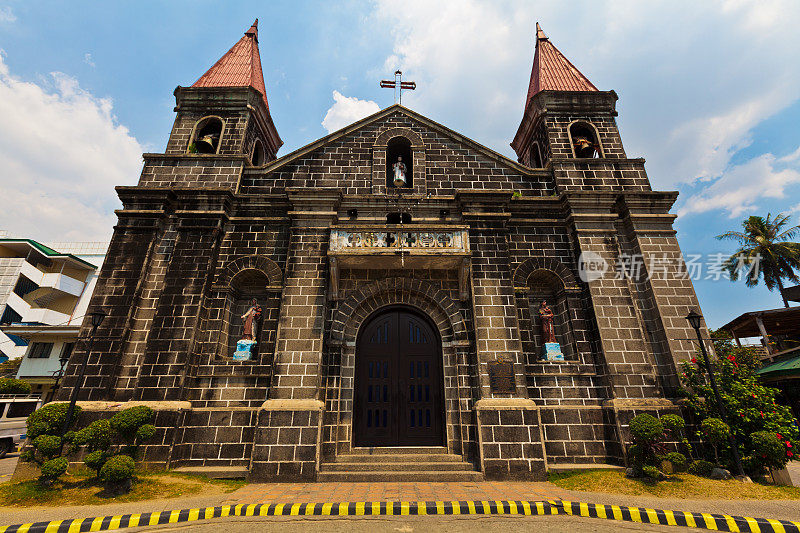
xmin=476 ymin=399 xmax=546 ymax=480
xmin=171 ymin=407 xmax=258 ymax=467
xmin=250 ymin=400 xmax=323 ymax=481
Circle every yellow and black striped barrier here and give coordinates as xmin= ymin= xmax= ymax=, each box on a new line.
xmin=0 ymin=499 xmax=798 ymax=532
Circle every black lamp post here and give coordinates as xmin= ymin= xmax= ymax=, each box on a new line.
xmin=51 ymin=351 xmax=71 ymax=400
xmin=685 ymin=309 xmax=746 ymax=478
xmin=58 ymin=310 xmax=106 ymax=448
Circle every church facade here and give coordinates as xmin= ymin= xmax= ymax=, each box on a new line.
xmin=58 ymin=21 xmax=706 ymax=481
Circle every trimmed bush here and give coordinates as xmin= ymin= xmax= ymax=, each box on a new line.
xmin=32 ymin=435 xmax=62 ymax=459
xmin=750 ymin=431 xmax=786 ymax=471
xmin=660 ymin=414 xmax=685 ymax=436
xmin=84 ymin=450 xmax=109 ymax=475
xmin=26 ymin=403 xmax=81 ymax=440
xmin=630 ymin=414 xmax=664 ymax=444
xmin=39 ymin=457 xmax=68 ymax=481
xmin=642 ymin=465 xmax=664 ymax=480
xmin=100 ymin=455 xmax=135 ymax=484
xmin=665 ymin=451 xmax=688 ymax=472
xmin=688 ymin=459 xmax=715 ymax=477
xmin=74 ymin=419 xmax=112 ymax=452
xmin=110 ymin=407 xmax=154 ymax=441
xmin=0 ymin=377 xmax=32 ymax=395
xmin=135 ymin=424 xmax=156 ymax=443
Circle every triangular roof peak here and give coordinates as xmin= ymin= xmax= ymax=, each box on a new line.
xmin=524 ymin=22 xmax=598 ymax=109
xmin=192 ymin=19 xmax=271 ymax=111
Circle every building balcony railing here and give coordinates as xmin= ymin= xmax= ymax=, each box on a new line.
xmin=330 ymin=225 xmax=469 ymax=263
xmin=327 ymin=224 xmax=471 ymax=300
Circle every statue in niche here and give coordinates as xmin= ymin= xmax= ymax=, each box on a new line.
xmin=539 ymin=299 xmax=563 ymax=361
xmin=538 ymin=300 xmax=556 ymax=344
xmin=241 ymin=298 xmax=262 ymax=341
xmin=392 ymin=155 xmax=408 ymax=187
xmin=234 ymin=298 xmax=262 ymax=361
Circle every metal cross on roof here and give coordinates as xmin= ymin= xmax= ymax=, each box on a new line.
xmin=380 ymin=70 xmax=416 ymax=105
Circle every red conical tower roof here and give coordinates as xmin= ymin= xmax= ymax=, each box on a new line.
xmin=524 ymin=23 xmax=597 ymax=109
xmin=192 ymin=19 xmax=271 ymax=110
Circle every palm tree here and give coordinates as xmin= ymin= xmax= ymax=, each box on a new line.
xmin=716 ymin=213 xmax=800 ymax=307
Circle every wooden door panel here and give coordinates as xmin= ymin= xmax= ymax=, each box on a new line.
xmin=354 ymin=309 xmax=443 ymax=447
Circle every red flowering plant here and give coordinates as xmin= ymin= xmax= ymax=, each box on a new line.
xmin=679 ymin=331 xmax=799 ymax=478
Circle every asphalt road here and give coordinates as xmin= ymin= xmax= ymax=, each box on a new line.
xmin=0 ymin=450 xmax=19 ymax=483
xmin=130 ymin=514 xmax=683 ymax=532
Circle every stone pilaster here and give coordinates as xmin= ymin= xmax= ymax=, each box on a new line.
xmin=269 ymin=188 xmax=340 ymax=400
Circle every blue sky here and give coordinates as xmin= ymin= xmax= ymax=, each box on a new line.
xmin=1 ymin=1 xmax=799 ymax=329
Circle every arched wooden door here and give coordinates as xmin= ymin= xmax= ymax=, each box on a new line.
xmin=354 ymin=307 xmax=444 ymax=447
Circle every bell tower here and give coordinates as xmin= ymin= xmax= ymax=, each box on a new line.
xmin=161 ymin=19 xmax=282 ymax=169
xmin=511 ymin=23 xmax=629 ymax=179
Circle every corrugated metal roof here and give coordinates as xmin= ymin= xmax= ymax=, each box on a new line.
xmin=525 ymin=23 xmax=598 ymax=108
xmin=758 ymin=354 xmax=800 ymax=379
xmin=192 ymin=19 xmax=270 ymax=111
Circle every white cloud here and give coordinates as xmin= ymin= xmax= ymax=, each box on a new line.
xmin=321 ymin=91 xmax=380 ymax=133
xmin=0 ymin=53 xmax=142 ymax=242
xmin=0 ymin=6 xmax=15 ymax=23
xmin=369 ymin=0 xmax=800 ymax=215
xmin=678 ymin=151 xmax=800 ymax=218
xmin=84 ymin=53 xmax=95 ymax=68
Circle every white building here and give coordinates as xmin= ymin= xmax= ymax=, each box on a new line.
xmin=0 ymin=239 xmax=107 ymax=400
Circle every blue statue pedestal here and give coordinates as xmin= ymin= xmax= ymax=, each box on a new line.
xmin=233 ymin=339 xmax=256 ymax=361
xmin=542 ymin=342 xmax=564 ymax=362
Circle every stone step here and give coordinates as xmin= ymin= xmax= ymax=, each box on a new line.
xmin=348 ymin=446 xmax=449 ymax=455
xmin=172 ymin=466 xmax=249 ymax=479
xmin=333 ymin=453 xmax=463 ymax=463
xmin=547 ymin=463 xmax=624 ymax=473
xmin=322 ymin=461 xmax=475 ymax=472
xmin=316 ymin=470 xmax=484 ymax=482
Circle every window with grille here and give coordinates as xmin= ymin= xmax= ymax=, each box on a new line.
xmin=29 ymin=342 xmax=53 ymax=359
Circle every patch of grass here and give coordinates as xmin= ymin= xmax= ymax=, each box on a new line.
xmin=548 ymin=469 xmax=800 ymax=500
xmin=0 ymin=470 xmax=240 ymax=508
xmin=149 ymin=470 xmax=246 ymax=493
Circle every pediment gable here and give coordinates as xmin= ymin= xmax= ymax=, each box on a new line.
xmin=243 ymin=105 xmax=551 ymax=196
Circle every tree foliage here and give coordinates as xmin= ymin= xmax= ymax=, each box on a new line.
xmin=716 ymin=212 xmax=800 ymax=307
xmin=679 ymin=333 xmax=799 ymax=478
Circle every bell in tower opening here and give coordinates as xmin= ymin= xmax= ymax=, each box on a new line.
xmin=569 ymin=122 xmax=601 ymax=158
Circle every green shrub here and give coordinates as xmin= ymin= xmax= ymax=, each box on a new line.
xmin=0 ymin=377 xmax=32 ymax=395
xmin=99 ymin=455 xmax=135 ymax=484
xmin=750 ymin=431 xmax=786 ymax=471
xmin=39 ymin=457 xmax=68 ymax=481
xmin=135 ymin=424 xmax=156 ymax=443
xmin=688 ymin=459 xmax=715 ymax=477
xmin=627 ymin=414 xmax=667 ymax=473
xmin=641 ymin=465 xmax=664 ymax=480
xmin=630 ymin=414 xmax=664 ymax=444
xmin=84 ymin=450 xmax=109 ymax=475
xmin=32 ymin=434 xmax=62 ymax=459
xmin=73 ymin=419 xmax=112 ymax=452
xmin=26 ymin=403 xmax=81 ymax=440
xmin=665 ymin=451 xmax=688 ymax=472
xmin=661 ymin=414 xmax=685 ymax=436
xmin=679 ymin=331 xmax=799 ymax=473
xmin=110 ymin=406 xmax=154 ymax=441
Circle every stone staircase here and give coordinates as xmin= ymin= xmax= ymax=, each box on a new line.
xmin=318 ymin=446 xmax=483 ymax=482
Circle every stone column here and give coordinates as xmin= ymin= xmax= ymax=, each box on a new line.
xmin=458 ymin=190 xmax=544 ymax=480
xmin=250 ymin=189 xmax=339 ymax=481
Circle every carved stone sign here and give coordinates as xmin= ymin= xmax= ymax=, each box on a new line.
xmin=487 ymin=358 xmax=515 ymax=394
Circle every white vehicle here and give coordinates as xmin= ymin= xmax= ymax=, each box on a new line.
xmin=0 ymin=396 xmax=42 ymax=458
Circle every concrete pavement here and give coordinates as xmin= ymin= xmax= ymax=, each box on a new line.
xmin=0 ymin=451 xmax=19 ymax=484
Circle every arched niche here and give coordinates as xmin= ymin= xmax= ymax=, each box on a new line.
xmin=251 ymin=139 xmax=266 ymax=166
xmin=386 ymin=136 xmax=413 ymax=188
xmin=223 ymin=269 xmax=270 ymax=358
xmin=527 ymin=269 xmax=577 ymax=361
xmin=372 ymin=127 xmax=426 ymax=195
xmin=567 ymin=120 xmax=603 ymax=159
xmin=189 ymin=116 xmax=225 ymax=154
